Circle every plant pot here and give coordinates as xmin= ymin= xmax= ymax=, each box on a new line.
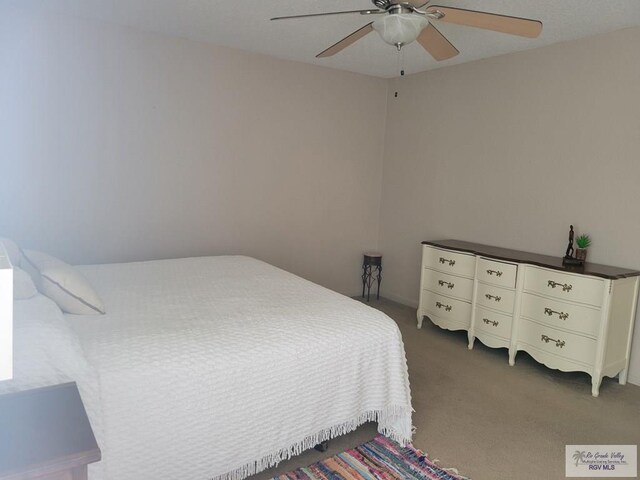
xmin=575 ymin=248 xmax=587 ymax=262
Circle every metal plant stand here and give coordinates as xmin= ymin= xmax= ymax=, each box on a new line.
xmin=362 ymin=252 xmax=382 ymax=301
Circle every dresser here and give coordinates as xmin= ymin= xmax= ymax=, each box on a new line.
xmin=417 ymin=240 xmax=640 ymax=396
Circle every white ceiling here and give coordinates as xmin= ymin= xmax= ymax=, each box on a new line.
xmin=8 ymin=0 xmax=640 ymax=78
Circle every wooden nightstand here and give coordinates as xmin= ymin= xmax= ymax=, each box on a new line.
xmin=0 ymin=383 xmax=101 ymax=480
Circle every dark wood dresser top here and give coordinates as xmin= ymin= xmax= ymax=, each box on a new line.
xmin=0 ymin=382 xmax=100 ymax=480
xmin=422 ymin=239 xmax=640 ymax=280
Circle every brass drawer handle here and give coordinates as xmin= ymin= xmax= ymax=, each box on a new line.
xmin=439 ymin=257 xmax=456 ymax=266
xmin=435 ymin=301 xmax=452 ymax=312
xmin=483 ymin=318 xmax=499 ymax=327
xmin=541 ymin=334 xmax=565 ymax=348
xmin=547 ymin=280 xmax=572 ymax=292
xmin=485 ymin=293 xmax=502 ymax=302
xmin=544 ymin=307 xmax=569 ymax=320
xmin=438 ymin=280 xmax=455 ymax=289
xmin=486 ymin=269 xmax=503 ymax=277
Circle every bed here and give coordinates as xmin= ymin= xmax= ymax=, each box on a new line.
xmin=6 ymin=255 xmax=412 ymax=480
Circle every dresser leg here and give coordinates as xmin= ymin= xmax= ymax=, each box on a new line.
xmin=618 ymin=368 xmax=628 ymax=385
xmin=591 ymin=374 xmax=602 ymax=397
xmin=416 ymin=311 xmax=423 ymax=329
xmin=508 ymin=349 xmax=516 ymax=366
xmin=467 ymin=332 xmax=475 ymax=350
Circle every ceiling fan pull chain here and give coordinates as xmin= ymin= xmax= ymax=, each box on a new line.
xmin=394 ymin=48 xmax=403 ymax=98
xmin=394 ymin=48 xmax=406 ymax=98
xmin=394 ymin=50 xmax=398 ymax=97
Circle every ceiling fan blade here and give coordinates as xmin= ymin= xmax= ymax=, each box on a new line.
xmin=316 ymin=23 xmax=374 ymax=58
xmin=427 ymin=6 xmax=543 ymax=38
xmin=271 ymin=9 xmax=383 ymax=21
xmin=417 ymin=23 xmax=459 ymax=61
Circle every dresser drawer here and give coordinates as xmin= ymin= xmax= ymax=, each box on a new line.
xmin=523 ymin=266 xmax=605 ymax=307
xmin=475 ymin=306 xmax=513 ymax=340
xmin=476 ymin=257 xmax=517 ymax=289
xmin=518 ymin=319 xmax=596 ymax=366
xmin=520 ymin=293 xmax=601 ymax=338
xmin=422 ymin=269 xmax=474 ymax=302
xmin=476 ymin=283 xmax=515 ymax=314
xmin=422 ymin=246 xmax=476 ymax=278
xmin=425 ymin=312 xmax=469 ymax=332
xmin=421 ymin=290 xmax=471 ymax=328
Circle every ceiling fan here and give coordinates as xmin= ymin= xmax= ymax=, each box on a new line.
xmin=271 ymin=1 xmax=542 ymax=61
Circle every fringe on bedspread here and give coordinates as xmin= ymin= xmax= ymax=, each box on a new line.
xmin=212 ymin=405 xmax=413 ymax=480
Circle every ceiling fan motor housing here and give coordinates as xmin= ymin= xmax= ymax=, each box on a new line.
xmin=372 ymin=0 xmax=392 ymax=10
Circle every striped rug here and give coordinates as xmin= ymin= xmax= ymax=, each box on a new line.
xmin=271 ymin=435 xmax=467 ymax=480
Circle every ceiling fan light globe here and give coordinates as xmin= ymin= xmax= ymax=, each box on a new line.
xmin=372 ymin=14 xmax=429 ymax=47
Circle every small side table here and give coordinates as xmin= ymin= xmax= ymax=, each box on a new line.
xmin=0 ymin=382 xmax=101 ymax=480
xmin=362 ymin=252 xmax=382 ymax=302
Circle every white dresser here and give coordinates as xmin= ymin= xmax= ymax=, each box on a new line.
xmin=417 ymin=240 xmax=640 ymax=396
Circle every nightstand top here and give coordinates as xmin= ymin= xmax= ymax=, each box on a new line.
xmin=0 ymin=382 xmax=101 ymax=480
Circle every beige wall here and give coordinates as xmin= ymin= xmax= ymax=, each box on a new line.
xmin=379 ymin=27 xmax=640 ymax=384
xmin=2 ymin=7 xmax=639 ymax=384
xmin=0 ymin=7 xmax=387 ymax=295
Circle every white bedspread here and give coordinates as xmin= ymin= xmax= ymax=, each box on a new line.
xmin=67 ymin=256 xmax=412 ymax=480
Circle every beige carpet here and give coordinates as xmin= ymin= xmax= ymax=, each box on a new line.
xmin=250 ymin=298 xmax=640 ymax=480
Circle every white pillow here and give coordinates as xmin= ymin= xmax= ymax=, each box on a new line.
xmin=0 ymin=294 xmax=96 ymax=391
xmin=22 ymin=250 xmax=105 ymax=315
xmin=0 ymin=293 xmax=104 ymax=475
xmin=0 ymin=237 xmax=22 ymax=266
xmin=13 ymin=267 xmax=38 ymax=300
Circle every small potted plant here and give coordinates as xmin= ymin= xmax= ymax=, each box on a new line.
xmin=575 ymin=234 xmax=591 ymax=262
